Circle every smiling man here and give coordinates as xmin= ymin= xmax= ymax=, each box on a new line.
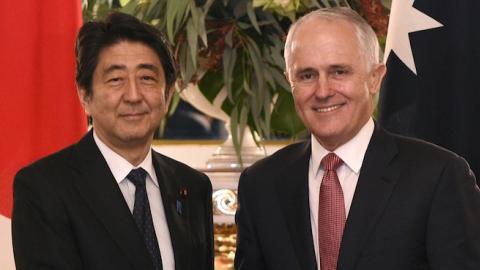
xmin=234 ymin=7 xmax=480 ymax=270
xmin=12 ymin=13 xmax=213 ymax=270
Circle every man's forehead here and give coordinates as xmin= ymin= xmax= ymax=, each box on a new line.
xmin=300 ymin=15 xmax=354 ymax=30
xmin=95 ymin=42 xmax=162 ymax=73
xmin=297 ymin=17 xmax=356 ymax=39
xmin=97 ymin=41 xmax=160 ymax=63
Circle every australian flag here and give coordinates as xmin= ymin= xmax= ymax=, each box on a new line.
xmin=379 ymin=0 xmax=480 ymax=181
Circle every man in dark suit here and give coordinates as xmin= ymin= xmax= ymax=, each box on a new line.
xmin=234 ymin=7 xmax=480 ymax=270
xmin=12 ymin=12 xmax=213 ymax=270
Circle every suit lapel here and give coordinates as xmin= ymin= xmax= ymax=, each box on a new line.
xmin=69 ymin=131 xmax=154 ymax=270
xmin=152 ymin=152 xmax=191 ymax=270
xmin=275 ymin=141 xmax=318 ymax=270
xmin=337 ymin=127 xmax=400 ymax=270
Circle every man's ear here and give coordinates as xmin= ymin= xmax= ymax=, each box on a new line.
xmin=368 ymin=63 xmax=387 ymax=95
xmin=284 ymin=69 xmax=292 ymax=85
xmin=285 ymin=69 xmax=297 ymax=94
xmin=77 ymin=87 xmax=91 ymax=115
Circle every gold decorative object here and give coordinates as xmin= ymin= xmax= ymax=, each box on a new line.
xmin=214 ymin=224 xmax=237 ymax=270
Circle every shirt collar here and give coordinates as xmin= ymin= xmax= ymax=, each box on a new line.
xmin=311 ymin=117 xmax=374 ymax=174
xmin=93 ymin=130 xmax=158 ymax=187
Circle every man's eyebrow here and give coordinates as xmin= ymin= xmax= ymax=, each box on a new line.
xmin=102 ymin=64 xmax=160 ymax=75
xmin=138 ymin=63 xmax=160 ymax=74
xmin=294 ymin=67 xmax=318 ymax=76
xmin=103 ymin=64 xmax=127 ymax=75
xmin=295 ymin=67 xmax=317 ymax=76
xmin=329 ymin=64 xmax=350 ymax=70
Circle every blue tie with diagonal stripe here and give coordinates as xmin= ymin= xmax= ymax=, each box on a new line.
xmin=127 ymin=168 xmax=163 ymax=270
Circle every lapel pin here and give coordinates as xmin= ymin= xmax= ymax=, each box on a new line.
xmin=179 ymin=186 xmax=188 ymax=199
xmin=176 ymin=200 xmax=182 ymax=215
xmin=176 ymin=186 xmax=188 ymax=215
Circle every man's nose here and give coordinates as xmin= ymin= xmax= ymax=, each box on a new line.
xmin=124 ymin=79 xmax=142 ymax=102
xmin=313 ymin=77 xmax=334 ymax=99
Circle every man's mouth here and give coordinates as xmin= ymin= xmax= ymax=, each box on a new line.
xmin=120 ymin=112 xmax=148 ymax=118
xmin=314 ymin=104 xmax=343 ymax=113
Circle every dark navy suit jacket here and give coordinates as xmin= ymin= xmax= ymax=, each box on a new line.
xmin=235 ymin=126 xmax=480 ymax=270
xmin=12 ymin=131 xmax=214 ymax=270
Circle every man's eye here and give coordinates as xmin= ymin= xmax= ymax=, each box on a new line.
xmin=107 ymin=77 xmax=122 ymax=84
xmin=334 ymin=69 xmax=348 ymax=76
xmin=141 ymin=76 xmax=157 ymax=82
xmin=299 ymin=72 xmax=316 ymax=81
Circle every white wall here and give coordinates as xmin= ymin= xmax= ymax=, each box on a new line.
xmin=152 ymin=141 xmax=285 ymax=170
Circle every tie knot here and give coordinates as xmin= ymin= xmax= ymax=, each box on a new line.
xmin=127 ymin=168 xmax=147 ymax=187
xmin=321 ymin=153 xmax=343 ymax=171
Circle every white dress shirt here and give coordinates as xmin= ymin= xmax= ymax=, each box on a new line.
xmin=94 ymin=132 xmax=175 ymax=270
xmin=309 ymin=118 xmax=374 ymax=270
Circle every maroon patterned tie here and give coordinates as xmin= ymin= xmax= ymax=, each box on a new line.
xmin=318 ymin=153 xmax=345 ymax=270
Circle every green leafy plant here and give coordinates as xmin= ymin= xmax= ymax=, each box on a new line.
xmin=82 ymin=0 xmax=389 ymax=156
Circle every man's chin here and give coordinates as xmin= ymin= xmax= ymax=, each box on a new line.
xmin=116 ymin=131 xmax=153 ymax=145
xmin=311 ymin=130 xmax=345 ymax=149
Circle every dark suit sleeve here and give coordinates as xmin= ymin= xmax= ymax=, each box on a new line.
xmin=12 ymin=168 xmax=82 ymax=270
xmin=426 ymin=156 xmax=480 ymax=269
xmin=234 ymin=168 xmax=267 ymax=270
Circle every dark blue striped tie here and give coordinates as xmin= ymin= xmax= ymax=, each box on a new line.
xmin=127 ymin=168 xmax=163 ymax=270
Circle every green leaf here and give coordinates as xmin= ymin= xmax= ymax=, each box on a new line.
xmin=146 ymin=0 xmax=159 ymax=14
xmin=221 ymin=96 xmax=234 ymax=116
xmin=262 ymin=86 xmax=272 ymax=138
xmin=186 ymin=19 xmax=198 ymax=69
xmin=96 ymin=3 xmax=115 ymax=19
xmin=263 ymin=65 xmax=275 ymax=89
xmin=249 ymin=93 xmax=263 ymax=137
xmin=270 ymin=66 xmax=290 ymax=91
xmin=245 ymin=38 xmax=265 ymax=97
xmin=246 ymin=1 xmax=261 ymax=33
xmin=198 ymin=70 xmax=224 ymax=102
xmin=190 ymin=4 xmax=201 ymax=28
xmin=233 ymin=0 xmax=247 ymax=18
xmin=239 ymin=103 xmax=249 ymax=146
xmin=230 ymin=107 xmax=243 ymax=165
xmin=179 ymin=43 xmax=195 ymax=85
xmin=167 ymin=88 xmax=181 ymax=117
xmin=249 ymin=89 xmax=260 ymax=119
xmin=222 ymin=46 xmax=232 ymax=100
xmin=224 ymin=28 xmax=233 ymax=47
xmin=222 ymin=45 xmax=237 ymax=102
xmin=268 ymin=36 xmax=286 ymax=68
xmin=271 ymin=91 xmax=305 ymax=136
xmin=198 ymin=0 xmax=214 ymax=45
xmin=203 ymin=0 xmax=215 ymax=12
xmin=381 ymin=0 xmax=392 ymax=9
xmin=228 ymin=60 xmax=246 ymax=105
xmin=121 ymin=0 xmax=138 ymax=14
xmin=242 ymin=78 xmax=254 ymax=96
xmin=165 ymin=0 xmax=190 ymax=43
xmin=190 ymin=5 xmax=208 ymax=46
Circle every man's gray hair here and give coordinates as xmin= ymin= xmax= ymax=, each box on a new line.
xmin=284 ymin=7 xmax=381 ymax=68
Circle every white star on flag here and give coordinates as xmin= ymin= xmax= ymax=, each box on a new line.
xmin=384 ymin=0 xmax=443 ymax=75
